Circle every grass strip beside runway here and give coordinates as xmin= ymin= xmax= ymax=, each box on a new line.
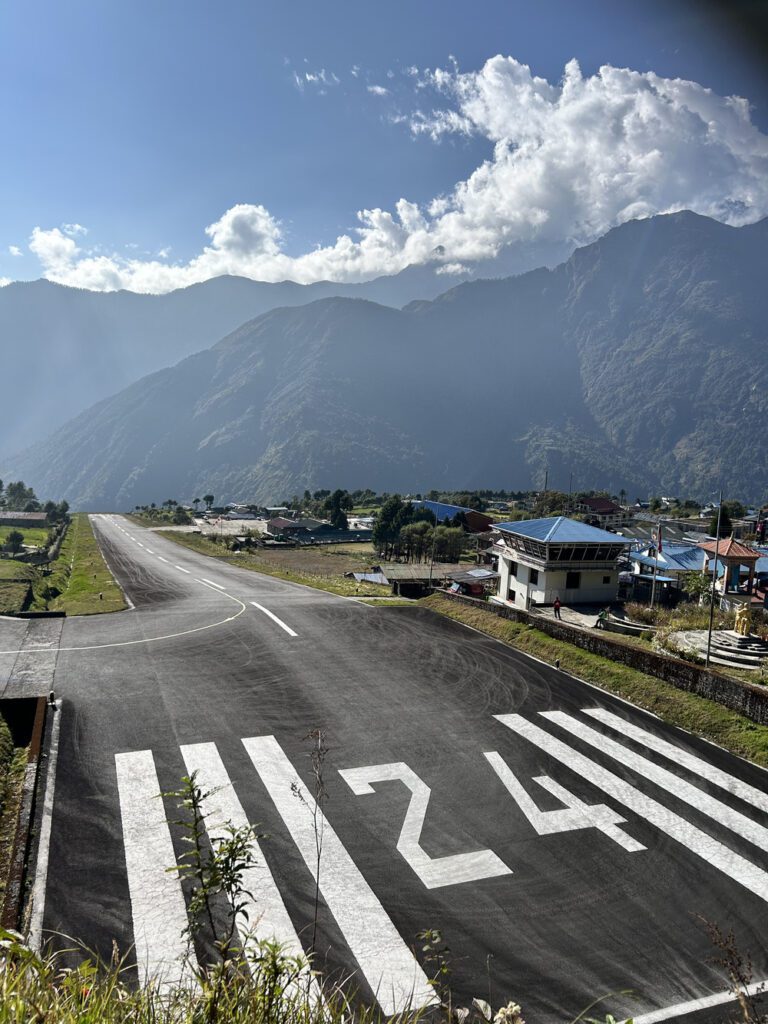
xmin=421 ymin=594 xmax=768 ymax=769
xmin=155 ymin=530 xmax=387 ymax=596
xmin=0 ymin=714 xmax=28 ymax=905
xmin=48 ymin=514 xmax=127 ymax=615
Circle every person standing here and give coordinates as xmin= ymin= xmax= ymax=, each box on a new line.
xmin=553 ymin=596 xmax=562 ymax=620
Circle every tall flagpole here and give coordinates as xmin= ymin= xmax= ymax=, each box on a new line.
xmin=650 ymin=524 xmax=660 ymax=608
xmin=705 ymin=490 xmax=723 ymax=669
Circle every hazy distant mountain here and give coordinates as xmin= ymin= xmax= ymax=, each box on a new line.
xmin=0 ymin=262 xmax=472 ymax=456
xmin=5 ymin=212 xmax=767 ymax=506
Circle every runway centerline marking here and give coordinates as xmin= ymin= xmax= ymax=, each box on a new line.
xmin=201 ymin=578 xmax=225 ymax=589
xmin=175 ymin=565 xmax=191 ymax=574
xmin=250 ymin=602 xmax=298 ymax=637
xmin=157 ymin=556 xmax=169 ymax=563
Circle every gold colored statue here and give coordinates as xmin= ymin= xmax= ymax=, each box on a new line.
xmin=734 ymin=603 xmax=751 ymax=637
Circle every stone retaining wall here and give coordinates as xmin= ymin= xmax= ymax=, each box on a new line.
xmin=438 ymin=592 xmax=768 ymax=725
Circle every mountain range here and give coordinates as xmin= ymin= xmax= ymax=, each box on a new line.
xmin=3 ymin=211 xmax=766 ymax=508
xmin=0 ymin=261 xmax=476 ymax=457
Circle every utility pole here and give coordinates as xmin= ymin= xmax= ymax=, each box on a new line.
xmin=705 ymin=490 xmax=723 ymax=669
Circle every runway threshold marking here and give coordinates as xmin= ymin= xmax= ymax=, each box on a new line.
xmin=495 ymin=714 xmax=768 ymax=902
xmin=583 ymin=708 xmax=768 ymax=813
xmin=180 ymin=741 xmax=320 ymax=1002
xmin=250 ymin=602 xmax=298 ymax=637
xmin=115 ymin=750 xmax=194 ymax=991
xmin=543 ymin=711 xmax=768 ymax=853
xmin=242 ymin=735 xmax=438 ymax=1014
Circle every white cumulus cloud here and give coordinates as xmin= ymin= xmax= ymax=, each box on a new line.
xmin=22 ymin=56 xmax=768 ymax=293
xmin=8 ymin=245 xmax=22 ymax=257
xmin=367 ymin=84 xmax=389 ymax=97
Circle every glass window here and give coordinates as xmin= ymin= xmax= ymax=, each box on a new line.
xmin=509 ymin=560 xmax=518 ymax=577
xmin=530 ymin=568 xmax=539 ymax=584
xmin=566 ymin=571 xmax=581 ymax=589
xmin=603 ymin=575 xmax=611 ymax=584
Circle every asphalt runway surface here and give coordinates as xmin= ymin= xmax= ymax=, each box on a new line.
xmin=0 ymin=514 xmax=766 ymax=1022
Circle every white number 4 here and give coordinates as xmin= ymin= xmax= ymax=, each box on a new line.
xmin=339 ymin=762 xmax=512 ymax=889
xmin=484 ymin=751 xmax=645 ymax=852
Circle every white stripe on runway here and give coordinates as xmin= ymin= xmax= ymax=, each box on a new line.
xmin=583 ymin=708 xmax=768 ymax=813
xmin=542 ymin=711 xmax=768 ymax=853
xmin=145 ymin=548 xmax=155 ymax=554
xmin=250 ymin=602 xmax=298 ymax=637
xmin=495 ymin=715 xmax=768 ymax=902
xmin=115 ymin=750 xmax=194 ymax=991
xmin=630 ymin=976 xmax=768 ymax=1024
xmin=243 ymin=736 xmax=438 ymax=1014
xmin=157 ymin=556 xmax=169 ymax=563
xmin=176 ymin=565 xmax=191 ymax=574
xmin=180 ymin=742 xmax=319 ymax=1000
xmin=201 ymin=578 xmax=225 ymax=589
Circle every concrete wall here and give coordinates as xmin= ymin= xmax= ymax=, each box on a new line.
xmin=438 ymin=591 xmax=768 ymax=726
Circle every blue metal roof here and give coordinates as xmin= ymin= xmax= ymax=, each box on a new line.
xmin=411 ymin=500 xmax=480 ymax=522
xmin=494 ymin=516 xmax=629 ymax=544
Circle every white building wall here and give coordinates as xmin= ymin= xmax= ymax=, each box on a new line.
xmin=497 ymin=552 xmax=618 ymax=606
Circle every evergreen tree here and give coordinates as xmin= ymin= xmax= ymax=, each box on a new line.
xmin=710 ymin=505 xmax=732 ymax=537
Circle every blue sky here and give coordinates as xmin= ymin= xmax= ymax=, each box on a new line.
xmin=2 ymin=0 xmax=767 ymax=290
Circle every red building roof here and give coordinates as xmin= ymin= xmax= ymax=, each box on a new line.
xmin=698 ymin=536 xmax=760 ymax=561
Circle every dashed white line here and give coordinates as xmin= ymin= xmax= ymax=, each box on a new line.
xmin=175 ymin=565 xmax=191 ymax=574
xmin=201 ymin=578 xmax=225 ymax=589
xmin=250 ymin=602 xmax=298 ymax=637
xmin=145 ymin=548 xmax=155 ymax=554
xmin=157 ymin=556 xmax=169 ymax=563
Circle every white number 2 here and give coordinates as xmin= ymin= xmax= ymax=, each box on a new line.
xmin=339 ymin=762 xmax=512 ymax=889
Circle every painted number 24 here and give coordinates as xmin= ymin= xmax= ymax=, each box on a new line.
xmin=338 ymin=756 xmax=644 ymax=890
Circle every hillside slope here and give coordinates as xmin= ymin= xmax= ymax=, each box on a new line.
xmin=5 ymin=212 xmax=766 ymax=506
xmin=0 ymin=264 xmax=465 ymax=456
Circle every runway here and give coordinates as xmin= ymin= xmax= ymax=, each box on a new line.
xmin=1 ymin=514 xmax=766 ymax=1022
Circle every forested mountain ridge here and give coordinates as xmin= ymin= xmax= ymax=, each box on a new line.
xmin=0 ymin=263 xmax=466 ymax=457
xmin=4 ymin=211 xmax=766 ymax=507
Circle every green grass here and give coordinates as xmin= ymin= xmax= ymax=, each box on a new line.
xmin=421 ymin=594 xmax=768 ymax=769
xmin=0 ymin=561 xmax=35 ymax=581
xmin=157 ymin=531 xmax=387 ymax=597
xmin=0 ymin=582 xmax=32 ymax=616
xmin=0 ymin=525 xmax=49 ymax=548
xmin=0 ymin=713 xmax=27 ymax=905
xmin=48 ymin=514 xmax=127 ymax=615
